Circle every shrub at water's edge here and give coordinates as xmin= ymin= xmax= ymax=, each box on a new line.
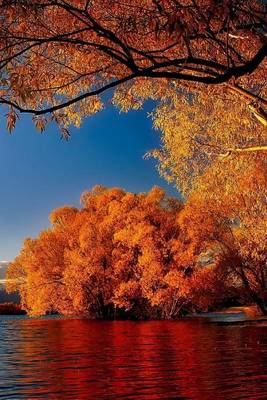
xmin=0 ymin=302 xmax=26 ymax=315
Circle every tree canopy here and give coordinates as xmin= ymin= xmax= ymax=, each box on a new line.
xmin=3 ymin=1 xmax=267 ymax=318
xmin=0 ymin=0 xmax=266 ymax=134
xmin=148 ymin=88 xmax=267 ymax=196
xmin=6 ymin=184 xmax=267 ymax=318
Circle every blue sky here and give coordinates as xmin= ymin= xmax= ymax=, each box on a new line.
xmin=0 ymin=102 xmax=178 ymax=261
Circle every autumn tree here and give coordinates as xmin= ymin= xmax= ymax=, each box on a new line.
xmin=111 ymin=187 xmax=185 ymax=318
xmin=177 ymin=157 xmax=267 ymax=314
xmin=8 ymin=184 xmax=263 ymax=317
xmin=6 ymin=230 xmax=72 ymax=315
xmin=148 ymin=89 xmax=267 ymax=196
xmin=7 ymin=186 xmax=189 ymax=318
xmin=0 ymin=0 xmax=266 ymax=134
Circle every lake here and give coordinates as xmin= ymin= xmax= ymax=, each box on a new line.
xmin=0 ymin=316 xmax=267 ymax=399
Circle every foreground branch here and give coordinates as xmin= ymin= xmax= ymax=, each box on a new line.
xmin=219 ymin=145 xmax=267 ymax=159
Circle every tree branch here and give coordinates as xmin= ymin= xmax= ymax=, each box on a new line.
xmin=219 ymin=145 xmax=267 ymax=159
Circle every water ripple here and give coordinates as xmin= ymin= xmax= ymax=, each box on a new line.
xmin=0 ymin=316 xmax=267 ymax=399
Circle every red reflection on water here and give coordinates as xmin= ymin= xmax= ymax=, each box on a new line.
xmin=4 ymin=318 xmax=267 ymax=399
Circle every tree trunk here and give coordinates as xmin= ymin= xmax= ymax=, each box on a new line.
xmin=239 ymin=268 xmax=267 ymax=315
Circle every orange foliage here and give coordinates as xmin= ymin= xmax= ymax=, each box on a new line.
xmin=177 ymin=156 xmax=267 ymax=314
xmin=0 ymin=1 xmax=265 ymax=133
xmin=7 ymin=185 xmax=244 ymax=319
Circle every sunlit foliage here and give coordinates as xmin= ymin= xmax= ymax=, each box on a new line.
xmin=0 ymin=0 xmax=265 ymax=134
xmin=3 ymin=186 xmax=225 ymax=318
xmin=178 ymin=156 xmax=267 ymax=313
xmin=148 ymin=89 xmax=267 ymax=195
xmin=2 ymin=1 xmax=266 ymax=319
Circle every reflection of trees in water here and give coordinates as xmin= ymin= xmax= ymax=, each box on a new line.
xmin=3 ymin=319 xmax=267 ymax=399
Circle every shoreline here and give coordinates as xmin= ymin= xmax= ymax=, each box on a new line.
xmin=0 ymin=302 xmax=26 ymax=315
xmin=1 ymin=304 xmax=266 ymax=323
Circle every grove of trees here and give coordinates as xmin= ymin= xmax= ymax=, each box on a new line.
xmin=2 ymin=1 xmax=267 ymax=318
xmin=6 ymin=184 xmax=267 ymax=318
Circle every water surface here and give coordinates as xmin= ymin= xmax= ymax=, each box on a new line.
xmin=0 ymin=316 xmax=267 ymax=399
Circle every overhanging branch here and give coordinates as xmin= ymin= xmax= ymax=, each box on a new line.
xmin=219 ymin=145 xmax=267 ymax=159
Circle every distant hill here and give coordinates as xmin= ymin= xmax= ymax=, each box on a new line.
xmin=0 ymin=290 xmax=19 ymax=303
xmin=0 ymin=261 xmax=20 ymax=304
